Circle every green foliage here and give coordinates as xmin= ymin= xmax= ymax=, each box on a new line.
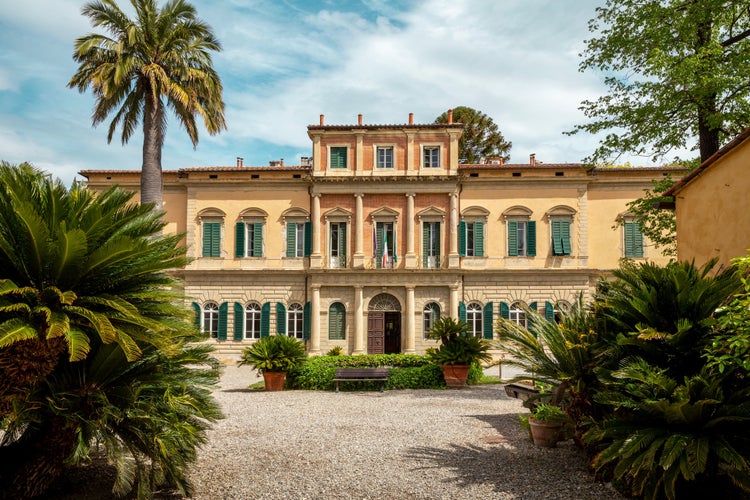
xmin=585 ymin=359 xmax=750 ymax=499
xmin=326 ymin=345 xmax=344 ymax=356
xmin=386 ymin=364 xmax=444 ymax=389
xmin=531 ymin=403 xmax=569 ymax=424
xmin=434 ymin=106 xmax=511 ymax=163
xmin=613 ymin=174 xmax=679 ymax=257
xmin=238 ymin=335 xmax=307 ymax=373
xmin=426 ymin=334 xmax=493 ymax=366
xmin=569 ymin=0 xmax=750 ymax=163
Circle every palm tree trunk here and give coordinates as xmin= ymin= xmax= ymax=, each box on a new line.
xmin=141 ymin=90 xmax=164 ymax=209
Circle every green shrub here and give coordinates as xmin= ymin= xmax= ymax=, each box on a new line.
xmin=326 ymin=346 xmax=344 ymax=356
xmin=387 ymin=364 xmax=444 ymax=389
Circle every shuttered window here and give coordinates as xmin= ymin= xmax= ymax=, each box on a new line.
xmin=288 ymin=303 xmax=304 ymax=339
xmin=286 ymin=222 xmax=311 ymax=257
xmin=423 ymin=222 xmax=440 ymax=268
xmin=217 ymin=302 xmax=228 ymax=340
xmin=330 ymin=222 xmax=347 ymax=268
xmin=423 ymin=302 xmax=440 ymax=337
xmin=202 ymin=222 xmax=221 ymax=257
xmin=328 ymin=302 xmax=346 ymax=340
xmin=624 ymin=221 xmax=644 ymax=258
xmin=459 ymin=221 xmax=484 ymax=257
xmin=202 ymin=303 xmax=219 ymax=338
xmin=483 ymin=302 xmax=494 ymax=339
xmin=260 ymin=302 xmax=270 ymax=338
xmin=467 ymin=303 xmax=483 ymax=337
xmin=330 ymin=147 xmax=347 ymax=168
xmin=551 ymin=220 xmax=571 ymax=256
xmin=276 ymin=303 xmax=287 ymax=335
xmin=244 ymin=303 xmax=262 ymax=339
xmin=508 ymin=220 xmax=536 ymax=257
xmin=236 ymin=222 xmax=263 ymax=258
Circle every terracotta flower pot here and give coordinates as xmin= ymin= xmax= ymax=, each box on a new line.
xmin=529 ymin=417 xmax=563 ymax=448
xmin=441 ymin=364 xmax=471 ymax=388
xmin=262 ymin=371 xmax=287 ymax=391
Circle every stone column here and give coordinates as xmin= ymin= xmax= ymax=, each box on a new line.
xmin=450 ymin=284 xmax=460 ymax=320
xmin=405 ymin=285 xmax=416 ymax=353
xmin=448 ymin=192 xmax=460 ymax=268
xmin=311 ymin=286 xmax=321 ymax=355
xmin=310 ymin=194 xmax=323 ymax=268
xmin=353 ymin=285 xmax=365 ymax=353
xmin=353 ymin=193 xmax=365 ymax=268
xmin=405 ymin=193 xmax=417 ymax=268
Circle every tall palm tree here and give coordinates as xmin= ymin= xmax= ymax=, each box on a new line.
xmin=68 ymin=0 xmax=226 ymax=208
xmin=0 ymin=162 xmax=217 ymax=497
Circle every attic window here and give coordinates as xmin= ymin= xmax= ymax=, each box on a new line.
xmin=209 ymin=174 xmax=218 ymax=179
xmin=106 ymin=176 xmax=112 ymax=180
xmin=292 ymin=174 xmax=301 ymax=179
xmin=469 ymin=173 xmax=479 ymax=178
xmin=251 ymin=174 xmax=260 ymax=179
xmin=512 ymin=172 xmax=522 ymax=177
xmin=555 ymin=172 xmax=564 ymax=177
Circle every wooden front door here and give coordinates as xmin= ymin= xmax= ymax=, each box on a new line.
xmin=367 ymin=312 xmax=384 ymax=354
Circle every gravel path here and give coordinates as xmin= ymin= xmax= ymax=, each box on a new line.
xmin=184 ymin=365 xmax=619 ymax=500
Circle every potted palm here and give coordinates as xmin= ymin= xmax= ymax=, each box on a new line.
xmin=239 ymin=335 xmax=307 ymax=391
xmin=528 ymin=403 xmax=569 ymax=447
xmin=425 ymin=316 xmax=493 ymax=387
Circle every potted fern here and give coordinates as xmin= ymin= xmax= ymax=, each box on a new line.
xmin=528 ymin=403 xmax=568 ymax=447
xmin=239 ymin=335 xmax=307 ymax=391
xmin=425 ymin=316 xmax=492 ymax=387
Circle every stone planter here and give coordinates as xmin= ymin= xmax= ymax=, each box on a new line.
xmin=529 ymin=417 xmax=563 ymax=448
xmin=441 ymin=364 xmax=471 ymax=388
xmin=262 ymin=371 xmax=287 ymax=391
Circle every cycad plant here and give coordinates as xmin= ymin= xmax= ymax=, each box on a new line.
xmin=0 ymin=163 xmax=221 ymax=498
xmin=585 ymin=358 xmax=750 ymax=499
xmin=239 ymin=334 xmax=308 ymax=373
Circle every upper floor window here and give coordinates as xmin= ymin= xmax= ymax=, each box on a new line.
xmin=328 ymin=302 xmax=346 ymax=340
xmin=624 ymin=221 xmax=644 ymax=258
xmin=422 ymin=146 xmax=440 ymax=168
xmin=547 ymin=206 xmax=575 ymax=257
xmin=198 ymin=207 xmax=226 ymax=258
xmin=423 ymin=221 xmax=441 ymax=268
xmin=283 ymin=207 xmax=311 ymax=258
xmin=288 ymin=303 xmax=304 ymax=339
xmin=376 ymin=146 xmax=394 ymax=168
xmin=504 ymin=206 xmax=536 ymax=257
xmin=329 ymin=222 xmax=347 ymax=268
xmin=235 ymin=222 xmax=263 ymax=258
xmin=245 ymin=302 xmax=262 ymax=339
xmin=459 ymin=206 xmax=489 ymax=258
xmin=374 ymin=221 xmax=395 ymax=269
xmin=203 ymin=302 xmax=219 ymax=338
xmin=423 ymin=302 xmax=440 ymax=337
xmin=329 ymin=146 xmax=348 ymax=169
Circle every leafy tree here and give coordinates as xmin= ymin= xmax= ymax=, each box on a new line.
xmin=69 ymin=0 xmax=227 ymax=208
xmin=569 ymin=0 xmax=750 ymax=163
xmin=0 ymin=162 xmax=220 ymax=498
xmin=434 ymin=106 xmax=511 ymax=163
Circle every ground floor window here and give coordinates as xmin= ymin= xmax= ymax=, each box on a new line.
xmin=423 ymin=302 xmax=440 ymax=337
xmin=466 ymin=302 xmax=483 ymax=337
xmin=288 ymin=303 xmax=304 ymax=339
xmin=203 ymin=302 xmax=219 ymax=338
xmin=510 ymin=302 xmax=526 ymax=328
xmin=245 ymin=303 xmax=261 ymax=339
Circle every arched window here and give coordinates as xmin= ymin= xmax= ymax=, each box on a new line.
xmin=328 ymin=302 xmax=346 ymax=340
xmin=554 ymin=300 xmax=571 ymax=324
xmin=466 ymin=302 xmax=483 ymax=337
xmin=245 ymin=303 xmax=261 ymax=339
xmin=423 ymin=302 xmax=441 ymax=337
xmin=203 ymin=302 xmax=219 ymax=338
xmin=287 ymin=303 xmax=304 ymax=339
xmin=510 ymin=302 xmax=527 ymax=328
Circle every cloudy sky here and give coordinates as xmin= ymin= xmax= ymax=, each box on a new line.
xmin=1 ymin=0 xmax=652 ymax=185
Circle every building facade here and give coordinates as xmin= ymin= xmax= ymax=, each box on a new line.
xmin=82 ymin=113 xmax=684 ymax=357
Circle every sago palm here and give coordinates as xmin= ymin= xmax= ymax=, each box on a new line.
xmin=68 ymin=0 xmax=226 ymax=207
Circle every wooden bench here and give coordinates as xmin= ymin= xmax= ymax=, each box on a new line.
xmin=333 ymin=368 xmax=389 ymax=392
xmin=504 ymin=382 xmax=539 ymax=402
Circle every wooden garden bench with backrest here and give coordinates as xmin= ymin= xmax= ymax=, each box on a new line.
xmin=333 ymin=368 xmax=389 ymax=392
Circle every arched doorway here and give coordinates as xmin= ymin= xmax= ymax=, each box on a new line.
xmin=367 ymin=293 xmax=401 ymax=354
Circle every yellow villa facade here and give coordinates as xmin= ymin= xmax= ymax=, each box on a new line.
xmin=81 ymin=113 xmax=684 ymax=357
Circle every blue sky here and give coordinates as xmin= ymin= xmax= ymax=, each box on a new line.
xmin=1 ymin=0 xmax=661 ymax=185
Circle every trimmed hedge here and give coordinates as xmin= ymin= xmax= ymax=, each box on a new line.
xmin=285 ymin=354 xmax=483 ymax=391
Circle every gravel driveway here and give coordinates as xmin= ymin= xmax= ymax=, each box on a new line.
xmin=184 ymin=365 xmax=619 ymax=500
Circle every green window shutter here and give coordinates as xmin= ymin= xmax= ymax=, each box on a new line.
xmin=435 ymin=223 xmax=441 ymax=261
xmin=235 ymin=222 xmax=245 ymax=257
xmin=545 ymin=301 xmax=554 ymax=322
xmin=286 ymin=223 xmax=296 ymax=257
xmin=551 ymin=220 xmax=563 ymax=255
xmin=218 ymin=302 xmax=228 ymax=340
xmin=508 ymin=221 xmax=518 ymax=256
xmin=276 ymin=302 xmax=287 ymax=335
xmin=376 ymin=223 xmax=384 ymax=268
xmin=624 ymin=221 xmax=634 ymax=257
xmin=527 ymin=221 xmax=536 ymax=257
xmin=624 ymin=222 xmax=643 ymax=258
xmin=339 ymin=222 xmax=347 ymax=264
xmin=483 ymin=302 xmax=494 ymax=339
xmin=192 ymin=302 xmax=201 ymax=327
xmin=304 ymin=221 xmax=312 ymax=257
xmin=260 ymin=302 xmax=270 ymax=337
xmin=330 ymin=147 xmax=346 ymax=168
xmin=458 ymin=221 xmax=466 ymax=256
xmin=561 ymin=221 xmax=571 ymax=255
xmin=234 ymin=302 xmax=244 ymax=340
xmin=458 ymin=302 xmax=466 ymax=323
xmin=329 ymin=303 xmax=345 ymax=340
xmin=422 ymin=223 xmax=429 ymax=267
xmin=303 ymin=302 xmax=311 ymax=340
xmin=203 ymin=222 xmax=220 ymax=257
xmin=529 ymin=302 xmax=537 ymax=314
xmin=474 ymin=221 xmax=484 ymax=257
xmin=253 ymin=223 xmax=263 ymax=257
xmin=500 ymin=302 xmax=510 ymax=320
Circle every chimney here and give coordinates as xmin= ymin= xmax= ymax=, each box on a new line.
xmin=408 ymin=112 xmax=414 ymax=125
xmin=320 ymin=114 xmax=325 ymax=126
xmin=530 ymin=153 xmax=536 ymax=166
xmin=447 ymin=109 xmax=453 ymax=124
xmin=236 ymin=157 xmax=243 ymax=167
xmin=358 ymin=113 xmax=363 ymax=125
xmin=280 ymin=158 xmax=284 ymax=167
